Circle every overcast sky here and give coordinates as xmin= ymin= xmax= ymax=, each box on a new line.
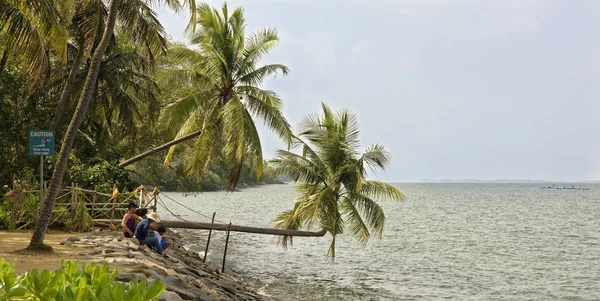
xmin=156 ymin=0 xmax=600 ymax=182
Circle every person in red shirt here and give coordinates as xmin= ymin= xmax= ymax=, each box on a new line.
xmin=121 ymin=202 xmax=142 ymax=238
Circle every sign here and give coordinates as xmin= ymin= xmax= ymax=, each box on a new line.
xmin=28 ymin=130 xmax=55 ymax=156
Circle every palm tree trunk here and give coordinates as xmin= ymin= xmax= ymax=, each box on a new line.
xmin=49 ymin=41 xmax=85 ymax=132
xmin=94 ymin=219 xmax=328 ymax=237
xmin=27 ymin=0 xmax=122 ymax=251
xmin=119 ymin=129 xmax=202 ymax=168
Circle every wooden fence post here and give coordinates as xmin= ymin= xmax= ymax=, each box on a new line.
xmin=111 ymin=184 xmax=117 ymax=222
xmin=139 ymin=187 xmax=143 ymax=208
xmin=152 ymin=188 xmax=160 ymax=212
xmin=203 ymin=212 xmax=216 ymax=263
xmin=92 ymin=185 xmax=98 ymax=218
xmin=70 ymin=182 xmax=75 ymax=206
xmin=222 ymin=223 xmax=232 ymax=273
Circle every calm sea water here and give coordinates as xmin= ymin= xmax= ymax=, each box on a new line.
xmin=159 ymin=183 xmax=600 ymax=301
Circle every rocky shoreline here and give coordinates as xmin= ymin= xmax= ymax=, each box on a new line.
xmin=59 ymin=230 xmax=267 ymax=301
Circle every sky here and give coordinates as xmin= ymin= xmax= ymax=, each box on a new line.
xmin=156 ymin=0 xmax=600 ymax=182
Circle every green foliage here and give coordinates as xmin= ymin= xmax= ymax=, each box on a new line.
xmin=159 ymin=2 xmax=292 ymax=190
xmin=0 ymin=1 xmax=287 ymax=196
xmin=272 ymin=103 xmax=405 ymax=258
xmin=14 ymin=192 xmax=41 ymax=230
xmin=0 ymin=207 xmax=12 ymax=230
xmin=0 ymin=190 xmax=19 ymax=230
xmin=0 ymin=259 xmax=165 ymax=301
xmin=63 ymin=193 xmax=94 ymax=232
xmin=56 ymin=155 xmax=133 ymax=192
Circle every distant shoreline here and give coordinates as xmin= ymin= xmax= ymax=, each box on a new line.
xmin=391 ymin=180 xmax=600 ymax=184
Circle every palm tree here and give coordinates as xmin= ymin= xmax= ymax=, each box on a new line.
xmin=50 ymin=0 xmax=169 ymax=132
xmin=0 ymin=0 xmax=70 ymax=79
xmin=155 ymin=3 xmax=292 ymax=190
xmin=27 ymin=0 xmax=196 ymax=251
xmin=81 ymin=36 xmax=161 ymax=141
xmin=272 ymin=103 xmax=405 ymax=258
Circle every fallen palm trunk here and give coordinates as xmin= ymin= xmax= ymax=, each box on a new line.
xmin=93 ymin=219 xmax=327 ymax=237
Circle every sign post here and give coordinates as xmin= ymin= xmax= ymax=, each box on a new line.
xmin=28 ymin=130 xmax=55 ymax=204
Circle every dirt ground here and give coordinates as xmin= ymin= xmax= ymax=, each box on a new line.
xmin=0 ymin=231 xmax=100 ymax=274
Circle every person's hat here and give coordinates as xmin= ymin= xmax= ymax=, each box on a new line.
xmin=127 ymin=202 xmax=138 ymax=209
xmin=147 ymin=212 xmax=161 ymax=223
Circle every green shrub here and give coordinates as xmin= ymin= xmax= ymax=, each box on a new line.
xmin=63 ymin=193 xmax=94 ymax=232
xmin=15 ymin=192 xmax=41 ymax=230
xmin=0 ymin=207 xmax=12 ymax=230
xmin=0 ymin=259 xmax=165 ymax=301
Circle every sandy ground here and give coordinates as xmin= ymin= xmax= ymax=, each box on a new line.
xmin=0 ymin=231 xmax=100 ymax=274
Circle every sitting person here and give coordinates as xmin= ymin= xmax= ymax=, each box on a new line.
xmin=134 ymin=211 xmax=166 ymax=257
xmin=156 ymin=226 xmax=170 ymax=251
xmin=135 ymin=208 xmax=148 ymax=219
xmin=121 ymin=202 xmax=142 ymax=238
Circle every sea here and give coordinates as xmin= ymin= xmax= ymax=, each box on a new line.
xmin=158 ymin=183 xmax=600 ymax=301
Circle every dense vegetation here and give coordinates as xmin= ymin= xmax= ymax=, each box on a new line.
xmin=0 ymin=259 xmax=165 ymax=300
xmin=0 ymin=2 xmax=283 ymax=194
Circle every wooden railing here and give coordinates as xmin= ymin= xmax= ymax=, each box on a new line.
xmin=12 ymin=184 xmax=161 ymax=224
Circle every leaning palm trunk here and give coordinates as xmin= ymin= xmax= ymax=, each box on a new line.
xmin=49 ymin=42 xmax=85 ymax=132
xmin=119 ymin=129 xmax=203 ymax=168
xmin=27 ymin=0 xmax=122 ymax=250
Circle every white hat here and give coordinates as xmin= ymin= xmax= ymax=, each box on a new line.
xmin=147 ymin=212 xmax=161 ymax=223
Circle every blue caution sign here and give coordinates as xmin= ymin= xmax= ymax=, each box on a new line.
xmin=28 ymin=130 xmax=55 ymax=156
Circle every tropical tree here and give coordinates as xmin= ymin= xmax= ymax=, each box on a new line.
xmin=50 ymin=0 xmax=169 ymax=132
xmin=27 ymin=0 xmax=196 ymax=251
xmin=272 ymin=103 xmax=405 ymax=258
xmin=152 ymin=3 xmax=292 ymax=191
xmin=0 ymin=0 xmax=71 ymax=79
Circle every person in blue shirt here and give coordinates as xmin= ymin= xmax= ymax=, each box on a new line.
xmin=157 ymin=225 xmax=170 ymax=251
xmin=134 ymin=211 xmax=165 ymax=256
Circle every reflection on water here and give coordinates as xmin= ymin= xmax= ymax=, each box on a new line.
xmin=161 ymin=184 xmax=600 ymax=301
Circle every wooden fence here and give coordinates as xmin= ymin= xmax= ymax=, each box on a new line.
xmin=12 ymin=184 xmax=161 ymax=224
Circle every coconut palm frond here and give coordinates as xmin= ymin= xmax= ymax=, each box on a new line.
xmin=361 ymin=180 xmax=405 ymax=201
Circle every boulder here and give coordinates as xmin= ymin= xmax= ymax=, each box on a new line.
xmin=158 ymin=291 xmax=186 ymax=301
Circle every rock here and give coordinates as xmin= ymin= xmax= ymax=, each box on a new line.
xmin=164 ymin=276 xmax=191 ymax=289
xmin=115 ymin=273 xmax=146 ymax=282
xmin=131 ymin=268 xmax=163 ymax=280
xmin=149 ymin=266 xmax=169 ymax=277
xmin=161 ymin=277 xmax=209 ymax=301
xmin=56 ymin=232 xmax=266 ymax=301
xmin=175 ymin=268 xmax=211 ymax=279
xmin=158 ymin=291 xmax=185 ymax=301
xmin=103 ymin=252 xmax=129 ymax=258
xmin=105 ymin=242 xmax=129 ymax=251
xmin=81 ymin=250 xmax=102 ymax=256
xmin=126 ymin=241 xmax=141 ymax=250
xmin=128 ymin=250 xmax=146 ymax=257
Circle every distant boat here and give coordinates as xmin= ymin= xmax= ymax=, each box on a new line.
xmin=540 ymin=184 xmax=589 ymax=190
